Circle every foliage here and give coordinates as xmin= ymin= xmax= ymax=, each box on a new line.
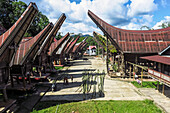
xmin=95 ymin=33 xmax=117 ymax=54
xmin=131 ymin=81 xmax=158 ymax=88
xmin=55 ymin=32 xmax=63 ymax=40
xmin=54 ymin=66 xmax=64 ymax=70
xmin=158 ymin=22 xmax=170 ymax=28
xmin=140 ymin=25 xmax=151 ymax=30
xmin=77 ymin=36 xmax=86 ymax=43
xmin=33 ymin=67 xmax=36 ymax=72
xmin=32 ymin=100 xmax=162 ymax=113
xmin=26 ymin=11 xmax=49 ymax=37
xmin=0 ymin=0 xmax=49 ymax=37
xmin=0 ymin=0 xmax=17 ymax=29
xmin=86 ymin=36 xmax=98 ymax=47
xmin=112 ymin=63 xmax=118 ymax=72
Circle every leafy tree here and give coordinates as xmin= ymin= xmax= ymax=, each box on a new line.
xmin=0 ymin=0 xmax=50 ymax=37
xmin=158 ymin=22 xmax=170 ymax=28
xmin=77 ymin=36 xmax=85 ymax=43
xmin=12 ymin=1 xmax=27 ymax=23
xmin=55 ymin=32 xmax=63 ymax=40
xmin=140 ymin=25 xmax=151 ymax=30
xmin=27 ymin=11 xmax=49 ymax=36
xmin=0 ymin=0 xmax=17 ymax=29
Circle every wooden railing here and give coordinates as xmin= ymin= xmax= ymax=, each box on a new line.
xmin=148 ymin=69 xmax=170 ymax=84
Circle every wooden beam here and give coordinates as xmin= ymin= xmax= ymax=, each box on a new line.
xmin=128 ymin=62 xmax=148 ymax=70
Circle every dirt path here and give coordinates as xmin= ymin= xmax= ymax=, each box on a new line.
xmin=41 ymin=56 xmax=170 ymax=113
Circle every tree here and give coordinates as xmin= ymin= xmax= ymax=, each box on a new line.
xmin=0 ymin=0 xmax=17 ymax=29
xmin=158 ymin=22 xmax=170 ymax=28
xmin=27 ymin=11 xmax=49 ymax=36
xmin=0 ymin=0 xmax=50 ymax=37
xmin=77 ymin=36 xmax=85 ymax=43
xmin=55 ymin=32 xmax=63 ymax=40
xmin=140 ymin=25 xmax=151 ymax=30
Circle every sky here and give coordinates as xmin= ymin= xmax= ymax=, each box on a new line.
xmin=21 ymin=0 xmax=170 ymax=35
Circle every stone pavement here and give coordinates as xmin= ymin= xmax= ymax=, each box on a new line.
xmin=41 ymin=56 xmax=170 ymax=113
xmin=139 ymin=88 xmax=170 ymax=113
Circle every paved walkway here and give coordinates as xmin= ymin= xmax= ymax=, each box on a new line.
xmin=41 ymin=56 xmax=170 ymax=113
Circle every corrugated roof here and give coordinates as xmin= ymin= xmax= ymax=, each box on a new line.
xmin=72 ymin=37 xmax=88 ymax=53
xmin=56 ymin=37 xmax=71 ymax=55
xmin=72 ymin=43 xmax=80 ymax=53
xmin=48 ymin=33 xmax=69 ymax=56
xmin=80 ymin=42 xmax=88 ymax=51
xmin=88 ymin=10 xmax=170 ymax=53
xmin=0 ymin=2 xmax=38 ymax=63
xmin=38 ymin=13 xmax=66 ymax=56
xmin=66 ymin=36 xmax=80 ymax=54
xmin=13 ymin=23 xmax=53 ymax=65
xmin=64 ymin=38 xmax=74 ymax=54
xmin=141 ymin=55 xmax=170 ymax=65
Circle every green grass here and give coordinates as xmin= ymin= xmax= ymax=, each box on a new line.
xmin=54 ymin=66 xmax=64 ymax=70
xmin=131 ymin=81 xmax=159 ymax=88
xmin=32 ymin=100 xmax=162 ymax=113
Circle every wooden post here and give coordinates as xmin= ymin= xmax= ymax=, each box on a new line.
xmin=3 ymin=85 xmax=8 ymax=102
xmin=129 ymin=65 xmax=131 ymax=79
xmin=28 ymin=74 xmax=31 ymax=84
xmin=141 ymin=68 xmax=143 ymax=87
xmin=106 ymin=36 xmax=109 ymax=74
xmin=22 ymin=77 xmax=26 ymax=88
xmin=162 ymin=84 xmax=165 ymax=95
xmin=157 ymin=81 xmax=159 ymax=90
xmin=16 ymin=76 xmax=20 ymax=84
xmin=8 ymin=67 xmax=14 ymax=87
xmin=102 ymin=48 xmax=104 ymax=61
xmin=133 ymin=65 xmax=135 ymax=81
xmin=124 ymin=61 xmax=127 ymax=78
xmin=98 ymin=42 xmax=99 ymax=56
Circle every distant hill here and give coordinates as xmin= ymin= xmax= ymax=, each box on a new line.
xmin=82 ymin=34 xmax=92 ymax=37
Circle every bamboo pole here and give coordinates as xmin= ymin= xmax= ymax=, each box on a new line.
xmin=141 ymin=68 xmax=143 ymax=87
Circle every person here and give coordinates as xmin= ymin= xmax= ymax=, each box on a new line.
xmin=70 ymin=75 xmax=73 ymax=83
xmin=65 ymin=76 xmax=69 ymax=85
xmin=64 ymin=76 xmax=66 ymax=84
xmin=52 ymin=83 xmax=55 ymax=92
xmin=136 ymin=79 xmax=141 ymax=84
xmin=134 ymin=73 xmax=138 ymax=79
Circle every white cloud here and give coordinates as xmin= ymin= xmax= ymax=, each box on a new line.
xmin=127 ymin=0 xmax=157 ymax=17
xmin=161 ymin=0 xmax=167 ymax=7
xmin=33 ymin=0 xmax=158 ymax=35
xmin=153 ymin=16 xmax=170 ymax=29
xmin=38 ymin=0 xmax=131 ymax=35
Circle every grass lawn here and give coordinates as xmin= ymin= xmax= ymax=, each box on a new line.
xmin=32 ymin=100 xmax=162 ymax=113
xmin=131 ymin=81 xmax=159 ymax=88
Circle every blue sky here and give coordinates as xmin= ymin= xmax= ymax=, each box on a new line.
xmin=21 ymin=0 xmax=170 ymax=35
